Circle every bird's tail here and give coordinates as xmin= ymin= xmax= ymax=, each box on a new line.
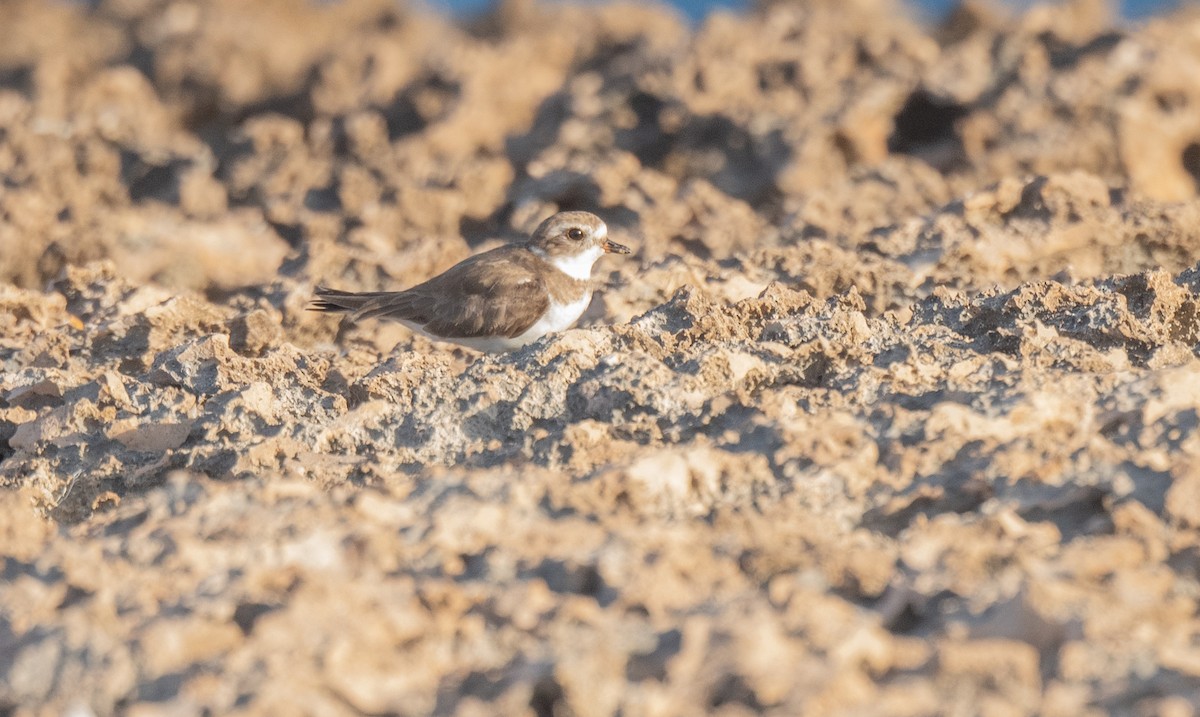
xmin=310 ymin=286 xmax=423 ymax=327
xmin=308 ymin=286 xmax=387 ymax=314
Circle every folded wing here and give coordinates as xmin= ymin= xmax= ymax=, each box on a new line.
xmin=310 ymin=249 xmax=550 ymax=339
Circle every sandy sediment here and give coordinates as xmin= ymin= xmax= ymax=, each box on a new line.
xmin=4 ymin=0 xmax=1200 ymax=714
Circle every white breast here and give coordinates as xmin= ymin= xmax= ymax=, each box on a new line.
xmin=525 ymin=292 xmax=593 ymax=336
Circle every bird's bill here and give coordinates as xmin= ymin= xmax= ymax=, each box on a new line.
xmin=603 ymin=239 xmax=631 ymax=255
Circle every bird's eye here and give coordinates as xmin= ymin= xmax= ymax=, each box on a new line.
xmin=567 ymin=228 xmax=585 ymax=240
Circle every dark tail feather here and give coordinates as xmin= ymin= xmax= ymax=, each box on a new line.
xmin=310 ymin=286 xmax=420 ymax=327
xmin=308 ymin=286 xmax=376 ymax=314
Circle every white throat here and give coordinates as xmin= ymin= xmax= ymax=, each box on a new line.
xmin=553 ymin=246 xmax=604 ymax=280
xmin=534 ymin=245 xmax=605 ymax=281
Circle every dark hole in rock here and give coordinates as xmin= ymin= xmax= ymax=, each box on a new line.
xmin=0 ymin=65 xmax=31 ymax=92
xmin=532 ymin=559 xmax=616 ymax=606
xmin=232 ymin=602 xmax=278 ymax=636
xmin=120 ymin=151 xmax=191 ymax=205
xmin=137 ymin=671 xmax=187 ymax=702
xmin=302 ymin=185 xmax=341 ymax=212
xmin=708 ymin=673 xmax=763 ymax=710
xmin=457 ymin=669 xmax=509 ymax=700
xmin=382 ymin=73 xmax=461 ymax=141
xmin=887 ymin=89 xmax=968 ymax=167
xmin=529 ymin=674 xmax=566 ymax=717
xmin=625 ymin=629 xmax=682 ymax=682
xmin=1043 ymin=31 xmax=1124 ymax=70
xmin=267 ymin=220 xmax=304 ymax=247
xmin=1182 ymin=142 xmax=1200 ymax=192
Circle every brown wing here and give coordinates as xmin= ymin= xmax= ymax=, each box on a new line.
xmin=348 ymin=247 xmax=550 ymax=339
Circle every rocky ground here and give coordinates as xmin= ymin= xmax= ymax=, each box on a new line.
xmin=4 ymin=0 xmax=1200 ymax=714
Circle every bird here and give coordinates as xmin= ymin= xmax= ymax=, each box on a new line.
xmin=309 ymin=211 xmax=631 ymax=352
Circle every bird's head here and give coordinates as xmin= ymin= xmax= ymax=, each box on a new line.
xmin=526 ymin=211 xmax=631 ymax=279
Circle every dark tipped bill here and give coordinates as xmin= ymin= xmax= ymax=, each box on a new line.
xmin=603 ymin=238 xmax=631 ymax=254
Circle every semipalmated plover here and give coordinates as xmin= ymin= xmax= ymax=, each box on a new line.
xmin=309 ymin=211 xmax=631 ymax=352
